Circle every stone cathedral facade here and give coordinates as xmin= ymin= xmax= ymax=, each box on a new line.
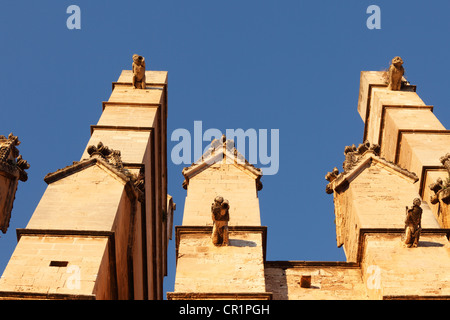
xmin=169 ymin=58 xmax=450 ymax=300
xmin=1 ymin=57 xmax=450 ymax=300
xmin=0 ymin=67 xmax=174 ymax=300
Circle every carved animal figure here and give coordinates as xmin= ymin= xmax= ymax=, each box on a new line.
xmin=132 ymin=54 xmax=146 ymax=89
xmin=403 ymin=198 xmax=422 ymax=248
xmin=211 ymin=196 xmax=230 ymax=246
xmin=387 ymin=56 xmax=404 ymax=91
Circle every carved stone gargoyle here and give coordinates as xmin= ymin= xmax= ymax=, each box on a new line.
xmin=0 ymin=133 xmax=29 ymax=182
xmin=387 ymin=56 xmax=405 ymax=91
xmin=211 ymin=196 xmax=230 ymax=246
xmin=0 ymin=133 xmax=30 ymax=234
xmin=429 ymin=153 xmax=450 ymax=205
xmin=132 ymin=54 xmax=146 ymax=89
xmin=403 ymin=198 xmax=423 ymax=248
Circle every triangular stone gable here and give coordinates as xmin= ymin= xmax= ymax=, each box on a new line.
xmin=44 ymin=142 xmax=144 ymax=198
xmin=326 ymin=141 xmax=418 ymax=194
xmin=27 ymin=162 xmax=127 ymax=231
xmin=44 ymin=157 xmax=130 ymax=186
xmin=182 ymin=135 xmax=263 ymax=191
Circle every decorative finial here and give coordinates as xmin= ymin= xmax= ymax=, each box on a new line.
xmin=87 ymin=142 xmax=123 ymax=169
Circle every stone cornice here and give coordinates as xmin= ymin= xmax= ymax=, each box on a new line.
xmin=166 ymin=292 xmax=272 ymax=300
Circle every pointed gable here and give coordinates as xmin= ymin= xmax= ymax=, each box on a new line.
xmin=180 ymin=135 xmax=263 ymax=226
xmin=27 ymin=142 xmax=143 ymax=231
xmin=326 ymin=141 xmax=418 ymax=194
xmin=182 ymin=135 xmax=263 ymax=191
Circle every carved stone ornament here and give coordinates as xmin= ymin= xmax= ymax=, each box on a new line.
xmin=429 ymin=153 xmax=450 ymax=207
xmin=325 ymin=167 xmax=339 ymax=183
xmin=387 ymin=56 xmax=405 ymax=91
xmin=0 ymin=133 xmax=29 ymax=234
xmin=132 ymin=54 xmax=146 ymax=89
xmin=325 ymin=140 xmax=417 ymax=194
xmin=182 ymin=135 xmax=263 ymax=192
xmin=87 ymin=141 xmax=124 ymax=169
xmin=211 ymin=196 xmax=230 ymax=246
xmin=0 ymin=133 xmax=30 ymax=182
xmin=45 ymin=142 xmax=145 ymax=202
xmin=87 ymin=142 xmax=145 ymax=200
xmin=342 ymin=140 xmax=381 ymax=173
xmin=325 ymin=140 xmax=380 ymax=188
xmin=402 ymin=198 xmax=422 ymax=248
xmin=134 ymin=167 xmax=145 ymax=192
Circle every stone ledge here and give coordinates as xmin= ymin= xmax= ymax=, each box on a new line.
xmin=16 ymin=228 xmax=115 ymax=241
xmin=357 ymin=70 xmax=416 ymax=141
xmin=175 ymin=226 xmax=267 ymax=263
xmin=265 ymin=260 xmax=359 ymax=269
xmin=383 ymin=294 xmax=450 ymax=300
xmin=90 ymin=125 xmax=154 ymax=135
xmin=101 ymin=101 xmax=160 ymax=111
xmin=394 ymin=129 xmax=450 ymax=163
xmin=0 ymin=290 xmax=95 ymax=300
xmin=166 ymin=291 xmax=273 ymax=300
xmin=356 ymin=228 xmax=450 ymax=264
xmin=378 ymin=104 xmax=434 ymax=146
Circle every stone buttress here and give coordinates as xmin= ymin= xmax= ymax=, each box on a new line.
xmin=167 ymin=136 xmax=271 ymax=300
xmin=0 ymin=69 xmax=172 ymax=300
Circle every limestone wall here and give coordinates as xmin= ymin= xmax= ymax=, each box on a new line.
xmin=361 ymin=233 xmax=450 ymax=299
xmin=0 ymin=69 xmax=169 ymax=300
xmin=264 ymin=262 xmax=367 ymax=300
xmin=0 ymin=235 xmax=109 ymax=299
xmin=173 ymin=231 xmax=266 ymax=294
xmin=183 ymin=164 xmax=261 ymax=226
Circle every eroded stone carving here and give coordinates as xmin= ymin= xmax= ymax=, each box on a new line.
xmin=325 ymin=140 xmax=379 ymax=194
xmin=325 ymin=167 xmax=339 ymax=183
xmin=403 ymin=198 xmax=422 ymax=248
xmin=429 ymin=153 xmax=450 ymax=203
xmin=87 ymin=142 xmax=123 ymax=169
xmin=429 ymin=177 xmax=446 ymax=205
xmin=134 ymin=167 xmax=145 ymax=192
xmin=132 ymin=54 xmax=146 ymax=89
xmin=0 ymin=133 xmax=29 ymax=182
xmin=0 ymin=133 xmax=29 ymax=234
xmin=182 ymin=135 xmax=263 ymax=191
xmin=387 ymin=56 xmax=405 ymax=91
xmin=46 ymin=142 xmax=146 ymax=203
xmin=325 ymin=140 xmax=417 ymax=194
xmin=211 ymin=196 xmax=229 ymax=246
xmin=342 ymin=140 xmax=380 ymax=173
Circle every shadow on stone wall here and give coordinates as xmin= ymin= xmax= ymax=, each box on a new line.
xmin=228 ymin=239 xmax=257 ymax=247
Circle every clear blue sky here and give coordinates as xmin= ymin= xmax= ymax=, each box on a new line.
xmin=1 ymin=1 xmax=450 ymax=297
